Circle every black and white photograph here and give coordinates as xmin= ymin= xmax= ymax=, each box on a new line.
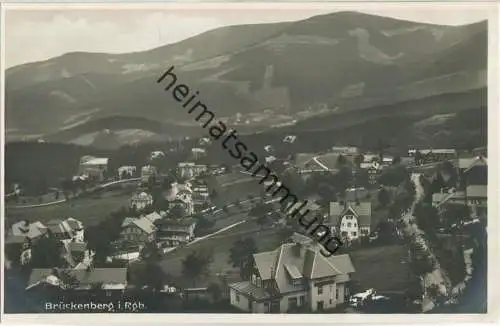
xmin=1 ymin=2 xmax=495 ymax=319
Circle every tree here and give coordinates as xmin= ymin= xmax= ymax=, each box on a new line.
xmin=414 ymin=202 xmax=439 ymax=234
xmin=414 ymin=150 xmax=423 ymax=165
xmin=182 ymin=251 xmax=213 ymax=287
xmin=442 ymin=204 xmax=470 ymax=228
xmin=377 ymin=188 xmax=390 ymax=208
xmin=431 ymin=172 xmax=446 ymax=194
xmin=257 ymin=215 xmax=269 ymax=230
xmin=392 ymin=156 xmax=402 ymax=165
xmin=334 ymin=166 xmax=353 ymax=196
xmin=249 ymin=203 xmax=273 ymax=217
xmin=353 ymin=154 xmax=364 ymax=168
xmin=337 ymin=154 xmax=347 ymax=166
xmin=136 ymin=242 xmax=165 ymax=291
xmin=228 ymin=238 xmax=258 ymax=280
xmin=440 ymin=160 xmax=457 ymax=185
xmin=317 ymin=183 xmax=336 ymax=204
xmin=207 ymin=282 xmax=223 ymax=303
xmin=376 ymin=221 xmax=396 ymax=244
xmin=426 ymin=284 xmax=445 ymax=306
xmin=169 ymin=205 xmax=186 ymax=218
xmin=30 ymin=233 xmax=64 ymax=268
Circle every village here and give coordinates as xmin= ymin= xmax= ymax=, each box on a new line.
xmin=4 ymin=134 xmax=487 ymax=313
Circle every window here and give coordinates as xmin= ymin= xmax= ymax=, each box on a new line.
xmin=354 ymin=223 xmax=357 ymax=227
xmin=336 ymin=288 xmax=339 ymax=300
xmin=347 ymin=223 xmax=352 ymax=227
xmin=341 ymin=231 xmax=347 ymax=237
xmin=352 ymin=232 xmax=357 ymax=237
xmin=236 ymin=294 xmax=240 ymax=302
xmin=361 ymin=229 xmax=368 ymax=235
xmin=251 ymin=274 xmax=256 ymax=285
xmin=299 ymin=296 xmax=305 ymax=306
xmin=329 ymin=299 xmax=333 ymax=304
xmin=288 ymin=297 xmax=298 ymax=309
xmin=256 ymin=277 xmax=262 ymax=288
xmin=318 ymin=286 xmax=323 ymax=295
xmin=292 ymin=279 xmax=302 ymax=287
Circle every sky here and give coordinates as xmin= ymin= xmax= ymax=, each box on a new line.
xmin=3 ymin=2 xmax=494 ymax=68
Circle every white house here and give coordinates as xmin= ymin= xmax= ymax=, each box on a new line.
xmin=167 ymin=182 xmax=195 ymax=216
xmin=191 ymin=148 xmax=207 ymax=159
xmin=130 ymin=192 xmax=153 ymax=211
xmin=228 ymin=240 xmax=355 ymax=313
xmin=150 ymin=151 xmax=165 ymax=161
xmin=155 ymin=218 xmax=197 ymax=247
xmin=78 ymin=156 xmax=109 ymax=181
xmin=328 ymin=200 xmax=372 ymax=240
xmin=177 ymin=162 xmax=207 ymax=179
xmin=141 ymin=165 xmax=158 ymax=183
xmin=118 ymin=166 xmax=136 ymax=179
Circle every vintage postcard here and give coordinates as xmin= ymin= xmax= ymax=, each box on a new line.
xmin=1 ymin=1 xmax=498 ymax=324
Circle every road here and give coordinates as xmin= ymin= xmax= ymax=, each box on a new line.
xmin=401 ymin=173 xmax=451 ymax=312
xmin=6 ymin=178 xmax=140 ymax=209
xmin=164 ymin=196 xmax=282 ymax=255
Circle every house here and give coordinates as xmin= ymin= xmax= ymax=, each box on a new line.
xmin=167 ymin=182 xmax=195 ymax=216
xmin=45 ymin=218 xmax=85 ymax=242
xmin=25 ymin=268 xmax=128 ymax=298
xmin=142 ymin=211 xmax=163 ymax=224
xmin=177 ymin=162 xmax=208 ymax=179
xmin=140 ymin=165 xmax=158 ymax=183
xmin=10 ymin=220 xmax=48 ymax=241
xmin=150 ymin=151 xmax=165 ymax=161
xmin=328 ymin=200 xmax=372 ymax=240
xmin=199 ymin=137 xmax=212 ymax=146
xmin=61 ymin=240 xmax=88 ymax=268
xmin=130 ymin=192 xmax=153 ymax=211
xmin=191 ymin=148 xmax=207 ymax=159
xmin=155 ymin=218 xmax=197 ymax=247
xmin=192 ymin=184 xmax=210 ymax=209
xmin=117 ymin=166 xmax=136 ymax=179
xmin=265 ymin=156 xmax=277 ymax=164
xmin=433 ymin=185 xmax=487 ymax=219
xmin=120 ymin=216 xmax=157 ymax=244
xmin=457 ymin=156 xmax=487 ymax=186
xmin=408 ymin=149 xmax=457 ymax=164
xmin=331 ymin=146 xmax=359 ymax=155
xmin=228 ymin=241 xmax=355 ymax=313
xmin=344 ymin=188 xmax=370 ymax=202
xmin=78 ymin=156 xmax=109 ymax=182
xmin=294 ymin=153 xmax=346 ymax=174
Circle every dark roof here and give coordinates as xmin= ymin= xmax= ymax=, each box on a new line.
xmin=329 ymin=201 xmax=372 ymax=227
xmin=27 ymin=268 xmax=128 ymax=290
xmin=5 ymin=235 xmax=28 ymax=244
xmin=252 ymin=243 xmax=355 ymax=295
xmin=68 ymin=242 xmax=87 ymax=252
xmin=228 ymin=281 xmax=272 ymax=301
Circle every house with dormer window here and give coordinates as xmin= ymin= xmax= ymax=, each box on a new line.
xmin=328 ymin=200 xmax=372 ymax=240
xmin=228 ymin=236 xmax=355 ymax=313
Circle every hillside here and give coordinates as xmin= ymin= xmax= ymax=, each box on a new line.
xmin=5 ymin=11 xmax=487 ymax=143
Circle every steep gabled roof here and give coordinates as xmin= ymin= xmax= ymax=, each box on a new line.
xmin=253 ymin=243 xmax=355 ymax=295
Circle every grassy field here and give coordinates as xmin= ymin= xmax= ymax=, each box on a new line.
xmin=349 ymin=244 xmax=412 ymax=292
xmin=159 ymin=220 xmax=285 ymax=288
xmin=5 ymin=188 xmax=135 ymax=227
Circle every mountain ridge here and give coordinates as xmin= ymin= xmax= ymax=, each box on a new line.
xmin=5 ymin=11 xmax=488 ymax=146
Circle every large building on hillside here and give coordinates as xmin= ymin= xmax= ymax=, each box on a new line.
xmin=228 ymin=238 xmax=355 ymax=313
xmin=78 ymin=156 xmax=109 ymax=182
